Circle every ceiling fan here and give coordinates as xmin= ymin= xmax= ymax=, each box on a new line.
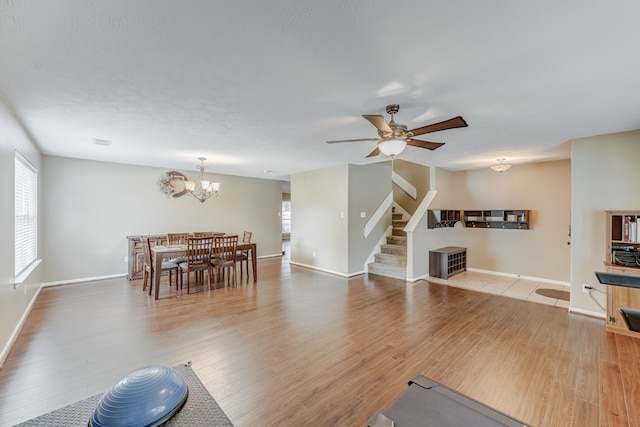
xmin=326 ymin=104 xmax=467 ymax=158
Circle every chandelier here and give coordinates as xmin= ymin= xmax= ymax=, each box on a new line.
xmin=490 ymin=158 xmax=512 ymax=173
xmin=184 ymin=157 xmax=220 ymax=203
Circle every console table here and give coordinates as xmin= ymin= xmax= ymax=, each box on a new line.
xmin=126 ymin=234 xmax=169 ymax=280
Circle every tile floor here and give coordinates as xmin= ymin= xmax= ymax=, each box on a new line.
xmin=281 ymin=240 xmax=570 ymax=309
xmin=426 ymin=270 xmax=571 ymax=309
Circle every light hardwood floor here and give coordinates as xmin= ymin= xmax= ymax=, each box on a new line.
xmin=0 ymin=255 xmax=638 ymax=426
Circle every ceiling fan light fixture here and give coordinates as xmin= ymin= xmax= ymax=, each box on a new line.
xmin=378 ymin=138 xmax=407 ymax=157
xmin=490 ymin=158 xmax=512 ymax=173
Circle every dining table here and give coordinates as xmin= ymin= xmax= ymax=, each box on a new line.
xmin=150 ymin=242 xmax=257 ymax=300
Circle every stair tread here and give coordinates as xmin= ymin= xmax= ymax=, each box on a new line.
xmin=376 ymin=252 xmax=406 ymax=260
xmin=381 ymin=244 xmax=407 ymax=254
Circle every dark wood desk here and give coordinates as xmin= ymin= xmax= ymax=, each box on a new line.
xmin=368 ymin=376 xmax=530 ymax=426
xmin=151 ymin=242 xmax=257 ymax=300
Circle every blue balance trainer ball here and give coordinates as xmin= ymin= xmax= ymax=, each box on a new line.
xmin=89 ymin=365 xmax=188 ymax=427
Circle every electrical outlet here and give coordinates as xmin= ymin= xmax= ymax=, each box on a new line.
xmin=582 ymin=284 xmax=591 ymax=294
xmin=312 ymin=251 xmax=316 ymax=258
xmin=124 ymin=255 xmax=129 ymax=263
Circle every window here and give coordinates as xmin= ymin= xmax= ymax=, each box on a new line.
xmin=282 ymin=200 xmax=291 ymax=234
xmin=15 ymin=152 xmax=37 ymax=278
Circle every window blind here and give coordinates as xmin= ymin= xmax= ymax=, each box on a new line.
xmin=15 ymin=152 xmax=37 ymax=277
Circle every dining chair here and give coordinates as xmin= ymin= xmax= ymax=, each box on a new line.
xmin=179 ymin=236 xmax=214 ymax=293
xmin=211 ymin=234 xmax=239 ymax=287
xmin=166 ymin=232 xmax=189 ymax=264
xmin=236 ymin=231 xmax=253 ymax=279
xmin=141 ymin=236 xmax=179 ymax=296
xmin=193 ymin=231 xmax=225 ymax=237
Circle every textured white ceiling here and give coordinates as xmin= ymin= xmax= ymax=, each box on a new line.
xmin=1 ymin=1 xmax=640 ymax=181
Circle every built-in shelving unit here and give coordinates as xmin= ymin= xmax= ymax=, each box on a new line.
xmin=604 ymin=210 xmax=640 ymax=337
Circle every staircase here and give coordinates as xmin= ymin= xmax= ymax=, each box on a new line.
xmin=367 ymin=208 xmax=407 ymax=280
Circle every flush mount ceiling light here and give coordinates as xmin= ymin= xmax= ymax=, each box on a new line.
xmin=184 ymin=157 xmax=220 ymax=203
xmin=491 ymin=158 xmax=512 ymax=173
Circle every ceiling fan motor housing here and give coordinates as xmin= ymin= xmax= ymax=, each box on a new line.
xmin=386 ymin=104 xmax=400 ymax=115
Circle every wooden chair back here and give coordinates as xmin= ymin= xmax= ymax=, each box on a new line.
xmin=193 ymin=231 xmax=225 ymax=237
xmin=186 ymin=236 xmax=213 ymax=267
xmin=141 ymin=236 xmax=152 ymax=267
xmin=167 ymin=232 xmax=189 ymax=245
xmin=214 ymin=235 xmax=238 ymax=265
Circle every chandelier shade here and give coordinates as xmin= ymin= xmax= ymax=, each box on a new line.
xmin=184 ymin=157 xmax=220 ymax=203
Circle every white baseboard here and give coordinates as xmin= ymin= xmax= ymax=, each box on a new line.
xmin=0 ymin=286 xmax=42 ymax=369
xmin=407 ymin=273 xmax=429 ymax=283
xmin=466 ymin=268 xmax=570 ymax=287
xmin=568 ymin=306 xmax=606 ymax=319
xmin=257 ymin=253 xmax=283 ymax=259
xmin=42 ymin=273 xmax=127 ymax=287
xmin=289 ymin=261 xmax=364 ymax=278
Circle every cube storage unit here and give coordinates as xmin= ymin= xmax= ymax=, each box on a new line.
xmin=429 ymin=246 xmax=467 ymax=279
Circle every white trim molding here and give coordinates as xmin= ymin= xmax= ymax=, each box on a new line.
xmin=569 ymin=306 xmax=606 ymax=319
xmin=0 ymin=286 xmax=42 ymax=368
xmin=392 ymin=171 xmax=417 ymax=199
xmin=42 ymin=273 xmax=127 ymax=287
xmin=364 ymin=191 xmax=393 ymax=238
xmin=289 ymin=261 xmax=364 ymax=278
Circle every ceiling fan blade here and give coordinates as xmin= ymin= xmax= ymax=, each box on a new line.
xmin=406 ymin=138 xmax=445 ymax=151
xmin=409 ymin=116 xmax=468 ymax=137
xmin=365 ymin=146 xmax=381 ymax=158
xmin=326 ymin=138 xmax=380 ymax=144
xmin=363 ymin=115 xmax=392 ymax=133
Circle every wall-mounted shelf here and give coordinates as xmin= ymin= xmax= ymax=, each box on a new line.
xmin=463 ymin=210 xmax=529 ymax=229
xmin=427 ymin=210 xmax=462 ymax=228
xmin=428 ymin=209 xmax=530 ymax=230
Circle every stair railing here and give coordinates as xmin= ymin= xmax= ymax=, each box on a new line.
xmin=364 ymin=190 xmax=393 ymax=238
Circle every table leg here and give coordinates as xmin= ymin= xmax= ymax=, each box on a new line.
xmin=251 ymin=244 xmax=257 ymax=283
xmin=154 ymin=252 xmax=163 ymax=300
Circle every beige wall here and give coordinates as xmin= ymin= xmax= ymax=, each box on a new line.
xmin=347 ymin=162 xmax=393 ymax=274
xmin=393 ymin=159 xmax=430 ymax=215
xmin=290 ymin=165 xmax=349 ymax=274
xmin=41 ymin=156 xmax=284 ymax=282
xmin=291 ymin=162 xmax=392 ymax=276
xmin=424 ymin=161 xmax=571 ymax=282
xmin=570 ymin=129 xmax=640 ymax=315
xmin=0 ymin=97 xmax=43 ymax=365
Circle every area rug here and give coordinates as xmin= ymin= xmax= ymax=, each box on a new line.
xmin=535 ymin=288 xmax=570 ymax=301
xmin=16 ymin=362 xmax=234 ymax=427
